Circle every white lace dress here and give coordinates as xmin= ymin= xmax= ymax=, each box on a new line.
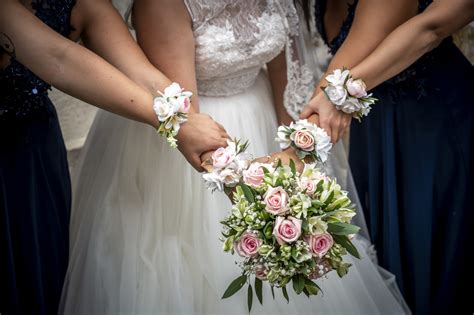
xmin=60 ymin=1 xmax=409 ymax=314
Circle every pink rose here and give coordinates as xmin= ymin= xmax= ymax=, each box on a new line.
xmin=306 ymin=233 xmax=334 ymax=258
xmin=346 ymin=78 xmax=367 ymax=98
xmin=243 ymin=162 xmax=266 ymax=188
xmin=254 ymin=265 xmax=268 ymax=280
xmin=292 ymin=130 xmax=315 ymax=151
xmin=178 ymin=95 xmax=191 ymax=113
xmin=273 ymin=216 xmax=302 ymax=245
xmin=264 ymin=187 xmax=289 ymax=215
xmin=300 ymin=178 xmax=316 ymax=195
xmin=235 ymin=231 xmax=262 ymax=258
xmin=211 ymin=147 xmax=235 ymax=169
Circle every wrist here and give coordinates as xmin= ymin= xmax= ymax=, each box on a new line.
xmin=322 ymin=68 xmax=377 ymax=121
xmin=153 ymin=82 xmax=193 ymax=148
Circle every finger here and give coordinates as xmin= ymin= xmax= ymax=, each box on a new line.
xmin=307 ymin=113 xmax=320 ymax=127
xmin=300 ymin=105 xmax=316 ymax=119
xmin=216 ymin=122 xmax=227 ymax=132
xmin=191 ymin=155 xmax=205 ymax=172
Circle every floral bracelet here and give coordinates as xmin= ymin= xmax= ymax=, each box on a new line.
xmin=322 ymin=69 xmax=377 ymax=121
xmin=202 ymin=139 xmax=253 ymax=192
xmin=153 ymin=82 xmax=193 ymax=148
xmin=276 ymin=119 xmax=332 ymax=163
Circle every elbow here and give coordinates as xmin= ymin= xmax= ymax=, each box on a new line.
xmin=419 ymin=25 xmax=444 ymax=55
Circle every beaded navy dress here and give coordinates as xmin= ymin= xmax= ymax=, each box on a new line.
xmin=314 ymin=1 xmax=474 ymax=314
xmin=0 ymin=1 xmax=75 ymax=314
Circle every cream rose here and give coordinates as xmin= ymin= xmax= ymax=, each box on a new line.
xmin=291 ymin=129 xmax=315 ymax=151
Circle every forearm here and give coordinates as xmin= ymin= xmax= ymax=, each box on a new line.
xmin=0 ymin=0 xmax=157 ymax=126
xmin=267 ymin=51 xmax=293 ymax=125
xmin=81 ymin=0 xmax=172 ymax=95
xmin=314 ymin=0 xmax=418 ymax=92
xmin=53 ymin=42 xmax=157 ymax=126
xmin=351 ymin=0 xmax=474 ymax=90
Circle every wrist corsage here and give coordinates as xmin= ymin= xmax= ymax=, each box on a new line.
xmin=322 ymin=69 xmax=377 ymax=121
xmin=153 ymin=82 xmax=193 ymax=148
xmin=202 ymin=139 xmax=252 ymax=192
xmin=276 ymin=119 xmax=332 ymax=163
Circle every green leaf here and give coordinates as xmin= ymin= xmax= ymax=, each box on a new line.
xmin=282 ymin=286 xmax=289 ymax=303
xmin=276 ymin=159 xmax=282 ymax=168
xmin=327 ymin=222 xmax=360 ymax=236
xmin=247 ymin=284 xmax=253 ymax=313
xmin=222 ymin=275 xmax=247 ymax=299
xmin=271 ymin=285 xmax=275 ymax=300
xmin=333 ymin=235 xmax=360 ymax=259
xmin=255 ymin=278 xmax=263 ymax=305
xmin=302 ymin=287 xmax=310 ymax=298
xmin=289 ymin=159 xmax=296 ymax=176
xmin=304 ymin=279 xmax=321 ymax=295
xmin=292 ymin=274 xmax=305 ymax=295
xmin=240 ymin=184 xmax=255 ymax=203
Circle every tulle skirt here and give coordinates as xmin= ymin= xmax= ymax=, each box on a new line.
xmin=60 ymin=72 xmax=409 ymax=314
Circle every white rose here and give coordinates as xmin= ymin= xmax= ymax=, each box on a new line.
xmin=219 ymin=168 xmax=241 ymax=187
xmin=153 ymin=98 xmax=174 ymax=122
xmin=313 ymin=127 xmax=332 ymax=162
xmin=163 ymin=82 xmax=183 ymax=98
xmin=275 ymin=126 xmax=291 ymax=150
xmin=325 ymin=69 xmax=350 ymax=86
xmin=338 ymin=97 xmax=362 ymax=114
xmin=325 ymin=85 xmax=347 ymax=106
xmin=202 ymin=171 xmax=224 ymax=192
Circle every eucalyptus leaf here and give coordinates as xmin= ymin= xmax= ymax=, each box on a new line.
xmin=333 ymin=235 xmax=360 ymax=259
xmin=282 ymin=286 xmax=289 ymax=303
xmin=292 ymin=274 xmax=305 ymax=295
xmin=247 ymin=284 xmax=253 ymax=313
xmin=327 ymin=222 xmax=360 ymax=235
xmin=255 ymin=278 xmax=263 ymax=305
xmin=289 ymin=159 xmax=296 ymax=176
xmin=222 ymin=275 xmax=247 ymax=299
xmin=240 ymin=184 xmax=255 ymax=203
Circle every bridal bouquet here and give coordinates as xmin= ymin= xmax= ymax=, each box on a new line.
xmin=220 ymin=160 xmax=360 ymax=311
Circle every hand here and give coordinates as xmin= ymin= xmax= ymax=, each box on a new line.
xmin=254 ymin=148 xmax=306 ymax=173
xmin=177 ymin=113 xmax=229 ymax=171
xmin=300 ymin=92 xmax=352 ymax=144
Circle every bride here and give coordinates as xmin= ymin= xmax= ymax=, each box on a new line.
xmin=61 ymin=0 xmax=409 ymax=314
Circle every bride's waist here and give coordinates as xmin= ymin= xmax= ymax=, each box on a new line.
xmin=196 ymin=68 xmax=263 ymax=97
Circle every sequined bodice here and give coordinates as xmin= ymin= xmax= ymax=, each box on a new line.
xmin=0 ymin=0 xmax=76 ymax=121
xmin=184 ymin=0 xmax=289 ymax=97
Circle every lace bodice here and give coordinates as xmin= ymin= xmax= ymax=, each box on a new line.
xmin=0 ymin=0 xmax=76 ymax=122
xmin=184 ymin=0 xmax=289 ymax=97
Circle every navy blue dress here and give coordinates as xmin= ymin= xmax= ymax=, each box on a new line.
xmin=314 ymin=1 xmax=474 ymax=314
xmin=0 ymin=1 xmax=75 ymax=314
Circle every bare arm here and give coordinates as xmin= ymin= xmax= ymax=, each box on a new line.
xmin=78 ymin=0 xmax=172 ymax=94
xmin=133 ymin=0 xmax=200 ymax=111
xmin=267 ymin=51 xmax=294 ymax=126
xmin=133 ymin=0 xmax=229 ymax=170
xmin=302 ymin=0 xmax=418 ymax=143
xmin=0 ymin=0 xmax=157 ymax=127
xmin=351 ymin=0 xmax=474 ymax=90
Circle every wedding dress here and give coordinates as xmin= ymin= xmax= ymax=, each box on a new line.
xmin=60 ymin=1 xmax=409 ymax=314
